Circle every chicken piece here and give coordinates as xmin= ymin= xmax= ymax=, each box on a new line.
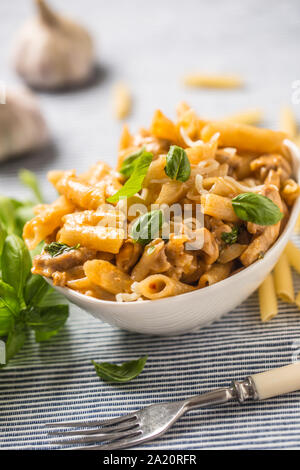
xmin=32 ymin=247 xmax=96 ymax=278
xmin=131 ymin=239 xmax=170 ymax=281
xmin=250 ymin=154 xmax=292 ymax=182
xmin=165 ymin=234 xmax=198 ymax=280
xmin=116 ymin=239 xmax=143 ymax=273
xmin=240 ymin=185 xmax=283 ymax=267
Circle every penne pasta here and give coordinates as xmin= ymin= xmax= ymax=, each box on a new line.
xmin=279 ymin=106 xmax=297 ymax=138
xmin=198 ymin=263 xmax=232 ymax=288
xmin=201 ymin=193 xmax=238 ymax=222
xmin=259 ymin=273 xmax=278 ymax=322
xmin=84 ymin=260 xmax=133 ymax=294
xmin=201 ymin=122 xmax=287 ymax=156
xmin=136 ymin=274 xmax=195 ymax=300
xmin=183 ymin=73 xmax=244 ymax=89
xmin=273 ymin=253 xmax=294 ymax=303
xmin=113 ymin=82 xmax=132 ymax=120
xmin=224 ymin=108 xmax=263 ymax=126
xmin=284 ymin=241 xmax=300 ymax=273
xmin=58 ymin=224 xmax=124 ymax=253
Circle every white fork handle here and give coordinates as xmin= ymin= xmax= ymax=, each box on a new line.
xmin=251 ymin=363 xmax=300 ymax=400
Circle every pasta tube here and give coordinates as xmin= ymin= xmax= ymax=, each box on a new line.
xmin=136 ymin=274 xmax=194 ymax=300
xmin=201 ymin=122 xmax=287 ymax=155
xmin=259 ymin=274 xmax=278 ymax=322
xmin=284 ymin=241 xmax=300 ymax=273
xmin=58 ymin=224 xmax=124 ymax=253
xmin=273 ymin=253 xmax=294 ymax=302
xmin=84 ymin=260 xmax=133 ymax=294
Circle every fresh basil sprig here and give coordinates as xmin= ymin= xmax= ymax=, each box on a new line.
xmin=92 ymin=356 xmax=148 ymax=383
xmin=19 ymin=169 xmax=43 ymax=204
xmin=221 ymin=226 xmax=239 ymax=245
xmin=232 ymin=193 xmax=283 ymax=226
xmin=164 ymin=145 xmax=191 ymax=182
xmin=44 ymin=242 xmax=80 ymax=258
xmin=119 ymin=147 xmax=146 ymax=180
xmin=130 ymin=210 xmax=164 ymax=245
xmin=107 ymin=151 xmax=153 ymax=203
xmin=0 ymin=171 xmax=69 ymax=368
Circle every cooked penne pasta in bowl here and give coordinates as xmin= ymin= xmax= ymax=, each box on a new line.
xmin=23 ymin=104 xmax=300 ymax=335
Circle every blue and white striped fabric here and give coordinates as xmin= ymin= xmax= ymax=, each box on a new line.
xmin=1 ymin=272 xmax=300 ymax=449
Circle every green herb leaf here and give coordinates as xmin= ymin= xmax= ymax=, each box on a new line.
xmin=37 ymin=288 xmax=69 ymax=308
xmin=120 ymin=147 xmax=146 ymax=179
xmin=24 ymin=274 xmax=50 ymax=307
xmin=14 ymin=205 xmax=35 ymax=237
xmin=2 ymin=321 xmax=27 ymax=367
xmin=0 ymin=196 xmax=16 ymax=234
xmin=0 ymin=280 xmax=19 ymax=336
xmin=1 ymin=235 xmax=32 ymax=308
xmin=19 ymin=169 xmax=43 ymax=204
xmin=35 ymin=330 xmax=60 ymax=342
xmin=232 ymin=193 xmax=283 ymax=225
xmin=164 ymin=145 xmax=191 ymax=182
xmin=44 ymin=242 xmax=80 ymax=257
xmin=221 ymin=226 xmax=239 ymax=245
xmin=25 ymin=305 xmax=68 ymax=334
xmin=92 ymin=355 xmax=148 ymax=383
xmin=130 ymin=210 xmax=164 ymax=245
xmin=107 ymin=152 xmax=153 ymax=203
xmin=0 ymin=221 xmax=7 ymax=257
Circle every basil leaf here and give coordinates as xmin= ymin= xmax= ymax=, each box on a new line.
xmin=120 ymin=147 xmax=146 ymax=179
xmin=0 ymin=196 xmax=16 ymax=234
xmin=19 ymin=169 xmax=43 ymax=204
xmin=1 ymin=235 xmax=32 ymax=307
xmin=0 ymin=280 xmax=19 ymax=337
xmin=0 ymin=221 xmax=7 ymax=257
xmin=0 ymin=280 xmax=20 ymax=317
xmin=232 ymin=193 xmax=283 ymax=225
xmin=221 ymin=226 xmax=239 ymax=245
xmin=130 ymin=210 xmax=164 ymax=245
xmin=37 ymin=288 xmax=68 ymax=308
xmin=44 ymin=242 xmax=80 ymax=257
xmin=35 ymin=330 xmax=60 ymax=342
xmin=1 ymin=321 xmax=27 ymax=367
xmin=24 ymin=274 xmax=50 ymax=307
xmin=164 ymin=145 xmax=191 ymax=182
xmin=107 ymin=152 xmax=153 ymax=203
xmin=25 ymin=305 xmax=68 ymax=333
xmin=92 ymin=355 xmax=148 ymax=383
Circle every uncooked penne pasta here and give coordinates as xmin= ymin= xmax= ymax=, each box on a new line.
xmin=58 ymin=224 xmax=124 ymax=253
xmin=183 ymin=73 xmax=244 ymax=89
xmin=284 ymin=241 xmax=300 ymax=273
xmin=273 ymin=253 xmax=294 ymax=303
xmin=224 ymin=108 xmax=263 ymax=126
xmin=84 ymin=260 xmax=133 ymax=295
xmin=201 ymin=122 xmax=287 ymax=156
xmin=136 ymin=274 xmax=194 ymax=300
xmin=279 ymin=106 xmax=297 ymax=138
xmin=113 ymin=82 xmax=132 ymax=120
xmin=259 ymin=274 xmax=278 ymax=322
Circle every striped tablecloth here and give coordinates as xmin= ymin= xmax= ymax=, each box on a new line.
xmin=1 ymin=272 xmax=300 ymax=450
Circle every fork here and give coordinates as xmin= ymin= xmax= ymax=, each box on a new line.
xmin=47 ymin=363 xmax=300 ymax=450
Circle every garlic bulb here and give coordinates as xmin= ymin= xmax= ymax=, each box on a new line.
xmin=13 ymin=0 xmax=94 ymax=89
xmin=0 ymin=88 xmax=49 ymax=162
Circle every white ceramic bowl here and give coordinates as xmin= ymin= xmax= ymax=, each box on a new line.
xmin=48 ymin=140 xmax=300 ymax=336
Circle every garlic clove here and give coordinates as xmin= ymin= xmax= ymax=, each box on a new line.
xmin=13 ymin=0 xmax=94 ymax=90
xmin=0 ymin=87 xmax=49 ymax=162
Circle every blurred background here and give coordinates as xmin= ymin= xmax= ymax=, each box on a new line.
xmin=0 ymin=0 xmax=299 ymax=200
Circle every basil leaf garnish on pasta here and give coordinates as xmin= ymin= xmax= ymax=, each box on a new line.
xmin=164 ymin=145 xmax=191 ymax=182
xmin=221 ymin=226 xmax=239 ymax=245
xmin=44 ymin=242 xmax=80 ymax=257
xmin=107 ymin=151 xmax=153 ymax=203
xmin=92 ymin=355 xmax=148 ymax=383
xmin=130 ymin=210 xmax=164 ymax=245
xmin=232 ymin=193 xmax=283 ymax=225
xmin=119 ymin=147 xmax=146 ymax=179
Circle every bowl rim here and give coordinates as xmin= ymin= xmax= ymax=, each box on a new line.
xmin=47 ymin=139 xmax=300 ymax=310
